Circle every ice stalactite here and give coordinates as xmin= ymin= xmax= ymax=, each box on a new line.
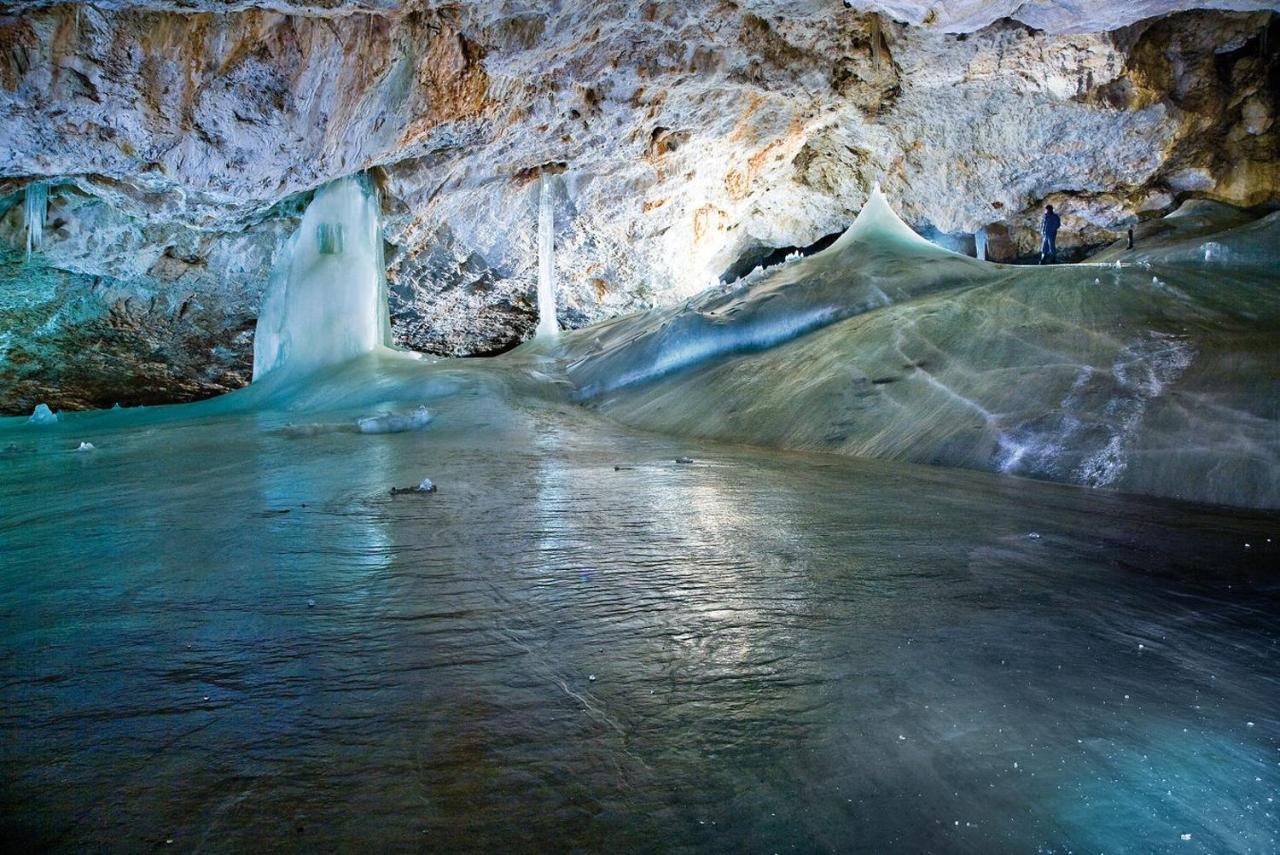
xmin=23 ymin=183 xmax=48 ymax=260
xmin=975 ymin=226 xmax=988 ymax=261
xmin=536 ymin=173 xmax=559 ymax=339
xmin=252 ymin=174 xmax=391 ymax=382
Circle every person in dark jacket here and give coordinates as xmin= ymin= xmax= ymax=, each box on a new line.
xmin=1040 ymin=204 xmax=1061 ymax=264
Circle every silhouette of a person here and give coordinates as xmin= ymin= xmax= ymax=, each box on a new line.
xmin=1040 ymin=205 xmax=1061 ymax=265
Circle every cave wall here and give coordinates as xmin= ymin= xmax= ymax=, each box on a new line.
xmin=0 ymin=1 xmax=1277 ymax=412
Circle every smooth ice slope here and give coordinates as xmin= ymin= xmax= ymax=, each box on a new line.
xmin=563 ymin=202 xmax=1280 ymax=509
xmin=253 ymin=175 xmax=392 ymax=381
xmin=560 ymin=187 xmax=987 ymax=397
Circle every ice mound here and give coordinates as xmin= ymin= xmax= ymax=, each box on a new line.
xmin=564 ymin=200 xmax=1280 ymax=509
xmin=28 ymin=403 xmax=58 ymax=425
xmin=75 ymin=442 xmax=95 ymax=453
xmin=564 ymin=187 xmax=986 ymax=398
xmin=356 ymin=406 xmax=433 ymax=434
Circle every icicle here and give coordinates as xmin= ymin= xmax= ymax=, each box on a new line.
xmin=536 ymin=173 xmax=559 ymax=339
xmin=23 ymin=182 xmax=48 ymax=260
xmin=975 ymin=226 xmax=988 ymax=262
xmin=315 ymin=223 xmax=344 ymax=255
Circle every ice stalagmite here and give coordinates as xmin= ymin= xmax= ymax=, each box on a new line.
xmin=253 ymin=175 xmax=392 ymax=381
xmin=536 ymin=173 xmax=559 ymax=339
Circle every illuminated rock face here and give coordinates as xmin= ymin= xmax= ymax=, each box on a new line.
xmin=0 ymin=2 xmax=1277 ymax=411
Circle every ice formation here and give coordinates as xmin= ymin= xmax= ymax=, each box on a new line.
xmin=536 ymin=173 xmax=559 ymax=339
xmin=252 ymin=175 xmax=391 ymax=382
xmin=560 ymin=193 xmax=1280 ymax=509
xmin=356 ymin=406 xmax=433 ymax=434
xmin=975 ymin=226 xmax=988 ymax=262
xmin=28 ymin=403 xmax=57 ymax=425
xmin=567 ymin=186 xmax=985 ymax=398
xmin=75 ymin=442 xmax=95 ymax=453
xmin=23 ymin=182 xmax=48 ymax=260
xmin=4 ymin=184 xmax=1274 ymax=511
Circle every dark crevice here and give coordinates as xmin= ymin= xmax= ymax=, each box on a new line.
xmin=719 ymin=230 xmax=842 ymax=284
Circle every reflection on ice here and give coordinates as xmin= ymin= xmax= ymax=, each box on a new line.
xmin=0 ymin=185 xmax=1277 ymax=851
xmin=1 ymin=382 xmax=1276 ymax=852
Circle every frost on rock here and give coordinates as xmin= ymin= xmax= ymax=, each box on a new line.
xmin=28 ymin=403 xmax=58 ymax=425
xmin=356 ymin=406 xmax=433 ymax=434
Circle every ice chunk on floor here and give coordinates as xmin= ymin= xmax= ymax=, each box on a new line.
xmin=75 ymin=442 xmax=95 ymax=453
xmin=356 ymin=406 xmax=433 ymax=434
xmin=28 ymin=403 xmax=58 ymax=425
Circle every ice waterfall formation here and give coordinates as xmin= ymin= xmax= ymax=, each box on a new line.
xmin=23 ymin=183 xmax=48 ymax=260
xmin=253 ymin=175 xmax=391 ymax=381
xmin=975 ymin=227 xmax=988 ymax=262
xmin=536 ymin=174 xmax=559 ymax=339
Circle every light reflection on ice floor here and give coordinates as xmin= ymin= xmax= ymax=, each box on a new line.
xmin=1 ymin=381 xmax=1277 ymax=852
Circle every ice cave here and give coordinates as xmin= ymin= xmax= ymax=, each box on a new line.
xmin=1 ymin=2 xmax=1278 ymax=852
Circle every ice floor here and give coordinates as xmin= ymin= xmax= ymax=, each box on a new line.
xmin=1 ymin=367 xmax=1277 ymax=851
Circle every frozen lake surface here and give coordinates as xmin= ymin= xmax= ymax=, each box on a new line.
xmin=2 ymin=370 xmax=1277 ymax=852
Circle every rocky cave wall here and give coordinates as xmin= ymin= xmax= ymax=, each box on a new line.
xmin=0 ymin=0 xmax=1277 ymax=412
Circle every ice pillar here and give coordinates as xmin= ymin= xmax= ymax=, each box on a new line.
xmin=24 ymin=183 xmax=48 ymax=260
xmin=252 ymin=174 xmax=391 ymax=381
xmin=536 ymin=173 xmax=559 ymax=339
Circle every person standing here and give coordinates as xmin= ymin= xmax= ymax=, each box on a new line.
xmin=1040 ymin=204 xmax=1061 ymax=264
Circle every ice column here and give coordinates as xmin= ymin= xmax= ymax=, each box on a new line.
xmin=536 ymin=173 xmax=559 ymax=339
xmin=24 ymin=183 xmax=48 ymax=260
xmin=252 ymin=174 xmax=391 ymax=381
xmin=975 ymin=226 xmax=988 ymax=262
